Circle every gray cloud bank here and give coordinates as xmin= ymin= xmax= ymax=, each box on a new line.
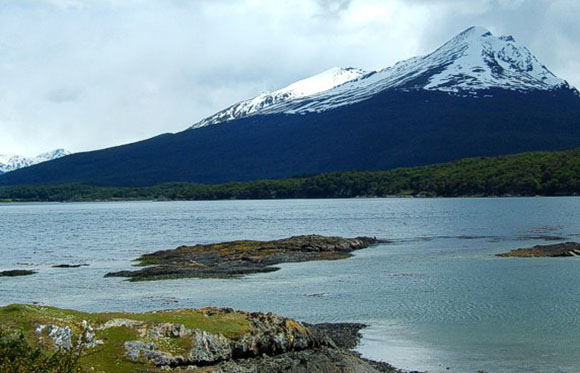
xmin=0 ymin=0 xmax=578 ymax=156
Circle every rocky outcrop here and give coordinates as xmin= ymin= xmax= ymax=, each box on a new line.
xmin=106 ymin=235 xmax=381 ymax=281
xmin=52 ymin=264 xmax=89 ymax=268
xmin=0 ymin=269 xmax=36 ymax=276
xmin=210 ymin=347 xmax=397 ymax=373
xmin=120 ymin=312 xmax=400 ymax=372
xmin=35 ymin=320 xmax=103 ymax=349
xmin=123 ymin=310 xmax=334 ymax=367
xmin=306 ymin=322 xmax=367 ymax=350
xmin=498 ymin=241 xmax=580 ymax=257
xmin=0 ymin=304 xmax=403 ymax=372
xmin=125 ymin=324 xmax=233 ymax=366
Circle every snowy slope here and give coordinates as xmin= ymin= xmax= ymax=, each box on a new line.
xmin=193 ymin=67 xmax=366 ymax=128
xmin=191 ymin=26 xmax=573 ymax=129
xmin=0 ymin=149 xmax=71 ymax=174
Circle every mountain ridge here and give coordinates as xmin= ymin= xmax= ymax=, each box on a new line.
xmin=1 ymin=26 xmax=579 ymax=187
xmin=0 ymin=149 xmax=70 ymax=174
xmin=190 ymin=26 xmax=575 ymax=129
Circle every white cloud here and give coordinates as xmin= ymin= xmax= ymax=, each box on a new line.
xmin=0 ymin=0 xmax=577 ymax=156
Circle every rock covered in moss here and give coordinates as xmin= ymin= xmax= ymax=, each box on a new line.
xmin=35 ymin=320 xmax=103 ymax=350
xmin=0 ymin=304 xmax=403 ymax=372
xmin=106 ymin=235 xmax=381 ymax=281
xmin=498 ymin=241 xmax=580 ymax=257
xmin=124 ymin=310 xmax=324 ymax=366
xmin=35 ymin=324 xmax=74 ymax=349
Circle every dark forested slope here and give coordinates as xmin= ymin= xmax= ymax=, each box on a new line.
xmin=1 ymin=89 xmax=580 ymax=187
xmin=1 ymin=148 xmax=579 ymax=201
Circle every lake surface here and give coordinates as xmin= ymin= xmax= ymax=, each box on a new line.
xmin=1 ymin=198 xmax=580 ymax=372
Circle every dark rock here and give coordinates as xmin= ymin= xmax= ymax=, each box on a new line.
xmin=213 ymin=346 xmax=402 ymax=373
xmin=52 ymin=264 xmax=89 ymax=268
xmin=0 ymin=269 xmax=36 ymax=277
xmin=515 ymin=235 xmax=567 ymax=242
xmin=306 ymin=323 xmax=367 ymax=350
xmin=106 ymin=235 xmax=381 ymax=281
xmin=498 ymin=241 xmax=580 ymax=257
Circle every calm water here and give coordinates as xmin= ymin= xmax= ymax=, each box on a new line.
xmin=1 ymin=198 xmax=580 ymax=372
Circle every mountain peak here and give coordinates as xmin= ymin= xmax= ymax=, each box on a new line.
xmin=35 ymin=149 xmax=71 ymax=161
xmin=189 ymin=27 xmax=573 ymax=129
xmin=422 ymin=26 xmax=566 ymax=92
xmin=458 ymin=26 xmax=492 ymax=37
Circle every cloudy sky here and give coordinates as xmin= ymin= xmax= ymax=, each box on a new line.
xmin=1 ymin=0 xmax=579 ymax=156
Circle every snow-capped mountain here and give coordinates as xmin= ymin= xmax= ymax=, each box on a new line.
xmin=191 ymin=26 xmax=573 ymax=129
xmin=0 ymin=149 xmax=71 ymax=174
xmin=2 ymin=26 xmax=580 ymax=187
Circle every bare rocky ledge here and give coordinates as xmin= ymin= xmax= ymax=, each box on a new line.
xmin=106 ymin=235 xmax=381 ymax=281
xmin=497 ymin=241 xmax=580 ymax=257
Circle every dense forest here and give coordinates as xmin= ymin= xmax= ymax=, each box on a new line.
xmin=1 ymin=148 xmax=579 ymax=202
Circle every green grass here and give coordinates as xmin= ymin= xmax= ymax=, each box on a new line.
xmin=80 ymin=326 xmax=141 ymax=373
xmin=0 ymin=304 xmax=250 ymax=339
xmin=0 ymin=304 xmax=251 ymax=373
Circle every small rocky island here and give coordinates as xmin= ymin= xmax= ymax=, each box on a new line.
xmin=107 ymin=235 xmax=380 ymax=281
xmin=498 ymin=241 xmax=580 ymax=257
xmin=0 ymin=269 xmax=36 ymax=277
xmin=0 ymin=304 xmax=401 ymax=372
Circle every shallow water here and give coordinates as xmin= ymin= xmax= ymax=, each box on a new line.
xmin=1 ymin=198 xmax=580 ymax=372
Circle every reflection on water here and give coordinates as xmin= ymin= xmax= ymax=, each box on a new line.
xmin=1 ymin=198 xmax=580 ymax=372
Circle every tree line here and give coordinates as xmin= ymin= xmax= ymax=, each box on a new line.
xmin=1 ymin=148 xmax=579 ymax=202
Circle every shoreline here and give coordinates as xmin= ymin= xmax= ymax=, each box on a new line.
xmin=1 ymin=194 xmax=580 ymax=205
xmin=0 ymin=304 xmax=406 ymax=372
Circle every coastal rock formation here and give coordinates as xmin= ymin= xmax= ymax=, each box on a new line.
xmin=0 ymin=269 xmax=36 ymax=276
xmin=106 ymin=235 xmax=380 ymax=281
xmin=52 ymin=264 xmax=90 ymax=268
xmin=210 ymin=347 xmax=394 ymax=373
xmin=0 ymin=304 xmax=401 ymax=372
xmin=498 ymin=241 xmax=580 ymax=257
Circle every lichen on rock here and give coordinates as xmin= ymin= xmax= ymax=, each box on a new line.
xmin=498 ymin=241 xmax=580 ymax=257
xmin=35 ymin=320 xmax=103 ymax=350
xmin=106 ymin=235 xmax=381 ymax=281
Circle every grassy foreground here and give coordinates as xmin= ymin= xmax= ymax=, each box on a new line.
xmin=0 ymin=304 xmax=392 ymax=373
xmin=0 ymin=304 xmax=250 ymax=373
xmin=1 ymin=148 xmax=580 ymax=202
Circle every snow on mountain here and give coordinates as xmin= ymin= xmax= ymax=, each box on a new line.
xmin=422 ymin=26 xmax=565 ymax=91
xmin=0 ymin=149 xmax=71 ymax=174
xmin=192 ymin=67 xmax=366 ymax=128
xmin=33 ymin=149 xmax=71 ymax=164
xmin=190 ymin=26 xmax=573 ymax=129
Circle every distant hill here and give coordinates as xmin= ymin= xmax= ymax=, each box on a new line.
xmin=1 ymin=27 xmax=579 ymax=187
xmin=1 ymin=148 xmax=579 ymax=202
